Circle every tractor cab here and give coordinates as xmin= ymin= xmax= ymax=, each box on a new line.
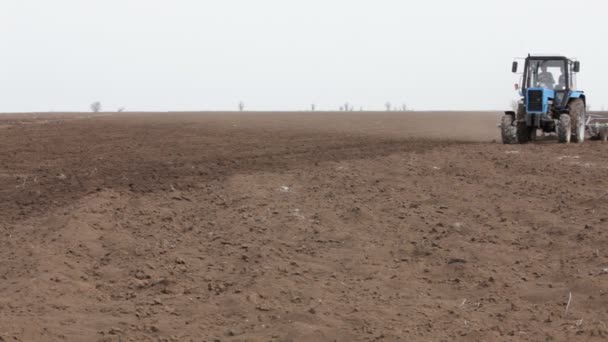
xmin=512 ymin=55 xmax=582 ymax=114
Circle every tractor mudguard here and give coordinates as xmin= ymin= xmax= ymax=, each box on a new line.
xmin=569 ymin=91 xmax=584 ymax=99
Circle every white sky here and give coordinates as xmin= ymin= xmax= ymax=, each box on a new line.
xmin=1 ymin=0 xmax=607 ymax=112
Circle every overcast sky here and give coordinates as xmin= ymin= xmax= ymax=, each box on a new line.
xmin=1 ymin=0 xmax=607 ymax=112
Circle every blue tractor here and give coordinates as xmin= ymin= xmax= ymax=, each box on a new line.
xmin=501 ymin=54 xmax=586 ymax=144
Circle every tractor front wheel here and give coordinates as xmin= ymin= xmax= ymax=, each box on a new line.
xmin=514 ymin=104 xmax=532 ymax=144
xmin=558 ymin=114 xmax=571 ymax=144
xmin=500 ymin=115 xmax=518 ymax=144
xmin=516 ymin=121 xmax=531 ymax=144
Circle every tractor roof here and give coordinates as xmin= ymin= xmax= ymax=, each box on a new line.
xmin=528 ymin=54 xmax=572 ymax=60
xmin=529 ymin=53 xmax=566 ymax=57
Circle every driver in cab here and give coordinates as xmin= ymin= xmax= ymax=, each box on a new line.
xmin=537 ymin=65 xmax=555 ymax=89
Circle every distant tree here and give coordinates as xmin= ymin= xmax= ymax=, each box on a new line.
xmin=385 ymin=102 xmax=391 ymax=111
xmin=311 ymin=104 xmax=316 ymax=112
xmin=117 ymin=107 xmax=125 ymax=113
xmin=339 ymin=106 xmax=344 ymax=111
xmin=344 ymin=102 xmax=351 ymax=112
xmin=239 ymin=101 xmax=245 ymax=112
xmin=401 ymin=104 xmax=408 ymax=111
xmin=90 ymin=101 xmax=102 ymax=113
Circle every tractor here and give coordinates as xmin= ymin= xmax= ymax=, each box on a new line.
xmin=501 ymin=54 xmax=587 ymax=144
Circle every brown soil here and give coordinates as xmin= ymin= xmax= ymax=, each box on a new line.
xmin=1 ymin=111 xmax=608 ymax=341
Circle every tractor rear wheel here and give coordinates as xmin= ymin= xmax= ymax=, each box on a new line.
xmin=558 ymin=114 xmax=571 ymax=143
xmin=500 ymin=115 xmax=518 ymax=144
xmin=569 ymin=99 xmax=586 ymax=143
